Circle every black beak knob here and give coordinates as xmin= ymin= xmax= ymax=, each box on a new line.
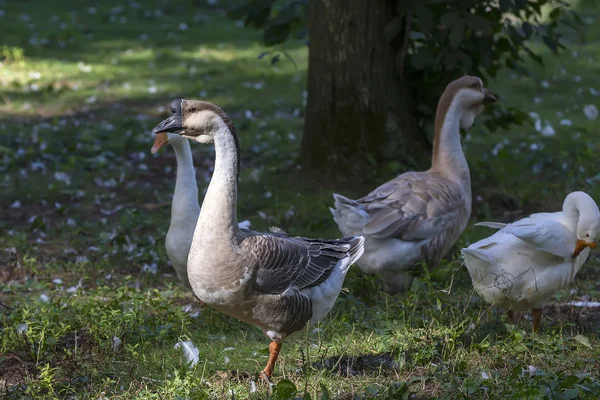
xmin=169 ymin=99 xmax=182 ymax=115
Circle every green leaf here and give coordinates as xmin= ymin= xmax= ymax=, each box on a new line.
xmin=440 ymin=11 xmax=461 ymax=28
xmin=231 ymin=0 xmax=276 ymax=29
xmin=410 ymin=47 xmax=435 ymax=69
xmin=444 ymin=52 xmax=458 ymax=70
xmin=495 ymin=37 xmax=512 ymax=53
xmin=456 ymin=51 xmax=473 ymax=72
xmin=449 ymin=22 xmax=465 ymax=49
xmin=415 ymin=2 xmax=435 ymax=32
xmin=521 ymin=22 xmax=533 ymax=37
xmin=549 ymin=7 xmax=561 ymax=21
xmin=188 ymin=388 xmax=210 ymax=400
xmin=563 ymin=388 xmax=579 ymax=399
xmin=515 ymin=0 xmax=528 ymax=11
xmin=264 ymin=23 xmax=291 ymax=46
xmin=573 ymin=334 xmax=592 ymax=350
xmin=575 ymin=373 xmax=591 ymax=380
xmin=498 ymin=0 xmax=512 ymax=12
xmin=275 ymin=379 xmax=298 ymax=400
xmin=559 ymin=375 xmax=579 ymax=388
xmin=282 ymin=50 xmax=299 ymax=70
xmin=466 ymin=15 xmax=494 ymax=36
xmin=542 ymin=35 xmax=559 ymax=53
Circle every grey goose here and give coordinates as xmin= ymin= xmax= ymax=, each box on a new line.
xmin=151 ymin=99 xmax=365 ymax=381
xmin=330 ymin=76 xmax=497 ymax=293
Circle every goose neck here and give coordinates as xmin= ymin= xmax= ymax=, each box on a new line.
xmin=170 ymin=139 xmax=199 ymax=222
xmin=562 ymin=192 xmax=594 ymax=232
xmin=430 ymin=99 xmax=470 ymax=189
xmin=193 ymin=121 xmax=240 ymax=245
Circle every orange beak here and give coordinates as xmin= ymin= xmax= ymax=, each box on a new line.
xmin=572 ymin=239 xmax=597 ymax=258
xmin=151 ymin=132 xmax=169 ymax=154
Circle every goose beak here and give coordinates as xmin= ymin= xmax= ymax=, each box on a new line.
xmin=151 ymin=132 xmax=169 ymax=154
xmin=572 ymin=239 xmax=597 ymax=258
xmin=482 ymin=89 xmax=497 ymax=104
xmin=152 ymin=115 xmax=184 ymax=135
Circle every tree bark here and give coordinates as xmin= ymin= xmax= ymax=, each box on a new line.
xmin=299 ymin=0 xmax=430 ymax=183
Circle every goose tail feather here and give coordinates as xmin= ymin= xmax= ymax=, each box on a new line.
xmin=330 ymin=194 xmax=369 ymax=237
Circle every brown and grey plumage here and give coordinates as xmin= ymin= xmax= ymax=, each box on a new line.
xmin=151 ymin=99 xmax=364 ymax=381
xmin=331 ymin=76 xmax=497 ymax=293
xmin=358 ymin=172 xmax=468 ymax=267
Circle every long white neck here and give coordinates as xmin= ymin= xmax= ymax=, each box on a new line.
xmin=562 ymin=192 xmax=597 ymax=232
xmin=430 ymin=101 xmax=471 ymax=195
xmin=170 ymin=139 xmax=200 ymax=226
xmin=191 ymin=121 xmax=240 ymax=251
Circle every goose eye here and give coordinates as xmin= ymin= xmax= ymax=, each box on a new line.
xmin=586 ymin=233 xmax=590 ymax=237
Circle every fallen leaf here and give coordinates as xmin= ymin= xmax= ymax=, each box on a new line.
xmin=573 ymin=334 xmax=592 ymax=349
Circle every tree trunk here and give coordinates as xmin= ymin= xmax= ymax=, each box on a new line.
xmin=299 ymin=0 xmax=430 ymax=183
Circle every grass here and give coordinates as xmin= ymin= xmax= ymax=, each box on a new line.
xmin=1 ymin=0 xmax=600 ymax=398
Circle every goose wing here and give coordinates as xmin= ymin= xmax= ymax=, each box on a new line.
xmin=502 ymin=218 xmax=575 ymax=259
xmin=244 ymin=235 xmax=364 ymax=294
xmin=358 ymin=172 xmax=466 ymax=240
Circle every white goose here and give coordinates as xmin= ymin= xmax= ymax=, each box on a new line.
xmin=330 ymin=76 xmax=497 ymax=293
xmin=151 ymin=99 xmax=365 ymax=380
xmin=462 ymin=191 xmax=600 ymax=331
xmin=151 ymin=131 xmax=199 ymax=290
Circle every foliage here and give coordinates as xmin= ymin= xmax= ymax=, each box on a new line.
xmin=228 ymin=0 xmax=307 ymax=50
xmin=228 ymin=0 xmax=580 ymax=137
xmin=0 ymin=45 xmax=25 ymax=64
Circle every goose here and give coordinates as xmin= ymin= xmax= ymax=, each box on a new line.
xmin=150 ymin=131 xmax=199 ymax=290
xmin=150 ymin=99 xmax=365 ymax=381
xmin=330 ymin=76 xmax=497 ymax=293
xmin=461 ymin=191 xmax=600 ymax=331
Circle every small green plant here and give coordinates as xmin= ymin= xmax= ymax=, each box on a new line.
xmin=0 ymin=46 xmax=25 ymax=64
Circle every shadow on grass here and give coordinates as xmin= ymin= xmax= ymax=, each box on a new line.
xmin=313 ymin=350 xmax=399 ymax=377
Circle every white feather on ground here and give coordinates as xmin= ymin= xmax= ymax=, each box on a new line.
xmin=174 ymin=340 xmax=200 ymax=366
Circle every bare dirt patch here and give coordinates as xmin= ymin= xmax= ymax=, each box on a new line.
xmin=0 ymin=354 xmax=36 ymax=395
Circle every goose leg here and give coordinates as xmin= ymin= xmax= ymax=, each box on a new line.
xmin=531 ymin=308 xmax=542 ymax=332
xmin=260 ymin=342 xmax=282 ymax=381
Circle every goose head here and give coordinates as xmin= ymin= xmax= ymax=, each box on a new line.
xmin=569 ymin=192 xmax=600 ymax=257
xmin=439 ymin=76 xmax=497 ymax=130
xmin=151 ymin=99 xmax=231 ymax=144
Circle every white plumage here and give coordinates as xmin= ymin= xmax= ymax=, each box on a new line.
xmin=462 ymin=191 xmax=600 ymax=330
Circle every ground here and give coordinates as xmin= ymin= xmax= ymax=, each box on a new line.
xmin=1 ymin=0 xmax=600 ymax=399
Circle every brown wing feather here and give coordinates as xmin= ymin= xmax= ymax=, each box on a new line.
xmin=243 ymin=235 xmax=360 ymax=295
xmin=359 ymin=172 xmax=467 ymax=241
